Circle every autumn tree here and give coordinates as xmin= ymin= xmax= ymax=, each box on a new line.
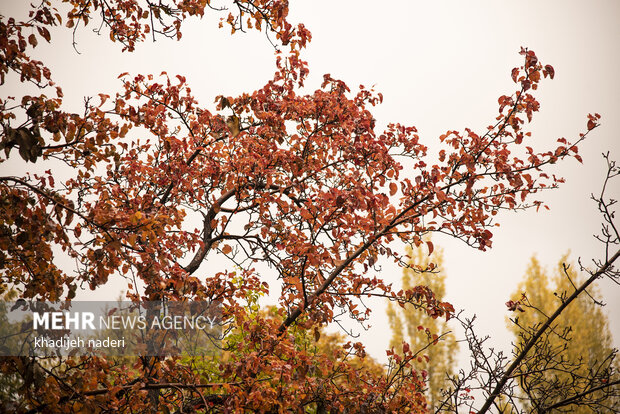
xmin=387 ymin=241 xmax=457 ymax=409
xmin=506 ymin=254 xmax=619 ymax=412
xmin=435 ymin=155 xmax=620 ymax=413
xmin=0 ymin=0 xmax=606 ymax=412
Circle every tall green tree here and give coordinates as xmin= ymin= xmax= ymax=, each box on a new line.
xmin=507 ymin=254 xmax=619 ymax=413
xmin=387 ymin=241 xmax=458 ymax=410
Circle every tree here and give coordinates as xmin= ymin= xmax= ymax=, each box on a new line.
xmin=435 ymin=155 xmax=620 ymax=413
xmin=0 ymin=0 xmax=603 ymax=412
xmin=506 ymin=254 xmax=619 ymax=413
xmin=387 ymin=241 xmax=457 ymax=410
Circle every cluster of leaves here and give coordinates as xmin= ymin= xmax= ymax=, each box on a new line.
xmin=0 ymin=0 xmax=600 ymax=412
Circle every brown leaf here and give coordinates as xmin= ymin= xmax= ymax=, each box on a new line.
xmin=226 ymin=115 xmax=240 ymax=137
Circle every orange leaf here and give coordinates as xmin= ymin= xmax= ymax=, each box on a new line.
xmin=389 ymin=182 xmax=397 ymax=196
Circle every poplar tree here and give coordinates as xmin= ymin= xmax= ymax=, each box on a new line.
xmin=507 ymin=255 xmax=619 ymax=413
xmin=388 ymin=242 xmax=458 ymax=409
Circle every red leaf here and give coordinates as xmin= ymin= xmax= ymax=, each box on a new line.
xmin=545 ymin=64 xmax=555 ymax=79
xmin=389 ymin=182 xmax=397 ymax=196
xmin=436 ymin=189 xmax=447 ymax=202
xmin=426 ymin=240 xmax=434 ymax=256
xmin=28 ymin=34 xmax=38 ymax=48
xmin=36 ymin=26 xmax=51 ymax=43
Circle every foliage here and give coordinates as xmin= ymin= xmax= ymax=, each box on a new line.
xmin=0 ymin=0 xmax=601 ymax=412
xmin=506 ymin=254 xmax=620 ymax=413
xmin=434 ymin=157 xmax=620 ymax=414
xmin=387 ymin=241 xmax=457 ymax=409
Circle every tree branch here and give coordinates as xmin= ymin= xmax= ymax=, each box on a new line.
xmin=476 ymin=248 xmax=620 ymax=413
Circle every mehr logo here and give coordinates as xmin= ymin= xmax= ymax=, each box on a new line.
xmin=33 ymin=311 xmax=96 ymax=330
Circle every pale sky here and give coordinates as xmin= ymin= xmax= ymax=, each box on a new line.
xmin=1 ymin=0 xmax=619 ymax=363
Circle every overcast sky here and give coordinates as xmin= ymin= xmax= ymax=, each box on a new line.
xmin=1 ymin=0 xmax=619 ymax=362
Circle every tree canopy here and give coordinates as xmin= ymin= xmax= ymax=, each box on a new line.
xmin=0 ymin=1 xmax=612 ymax=412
